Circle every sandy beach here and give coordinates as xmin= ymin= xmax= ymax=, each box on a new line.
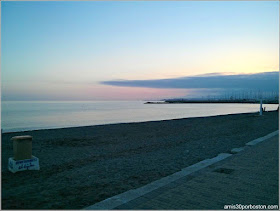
xmin=1 ymin=111 xmax=279 ymax=209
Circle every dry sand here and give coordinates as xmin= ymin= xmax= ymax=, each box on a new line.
xmin=1 ymin=111 xmax=279 ymax=209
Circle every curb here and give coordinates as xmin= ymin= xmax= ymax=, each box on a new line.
xmin=246 ymin=130 xmax=279 ymax=146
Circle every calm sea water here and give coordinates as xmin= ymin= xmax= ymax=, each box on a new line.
xmin=1 ymin=101 xmax=278 ymax=133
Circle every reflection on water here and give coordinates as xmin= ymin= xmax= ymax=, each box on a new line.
xmin=1 ymin=101 xmax=278 ymax=132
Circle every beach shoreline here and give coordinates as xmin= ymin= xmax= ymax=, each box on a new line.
xmin=0 ymin=110 xmax=265 ymax=135
xmin=1 ymin=111 xmax=279 ymax=209
xmin=2 ymin=106 xmax=278 ymax=134
xmin=2 ymin=101 xmax=278 ymax=134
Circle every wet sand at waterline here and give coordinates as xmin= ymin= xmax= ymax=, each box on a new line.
xmin=1 ymin=111 xmax=279 ymax=209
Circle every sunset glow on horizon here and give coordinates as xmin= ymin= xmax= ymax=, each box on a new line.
xmin=2 ymin=1 xmax=279 ymax=101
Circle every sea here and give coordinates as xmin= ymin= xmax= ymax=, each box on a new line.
xmin=1 ymin=101 xmax=278 ymax=133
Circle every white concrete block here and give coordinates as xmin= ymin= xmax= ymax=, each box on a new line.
xmin=8 ymin=156 xmax=40 ymax=173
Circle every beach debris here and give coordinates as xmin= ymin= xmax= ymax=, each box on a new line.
xmin=8 ymin=135 xmax=40 ymax=173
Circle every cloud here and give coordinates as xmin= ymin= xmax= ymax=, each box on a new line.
xmin=101 ymin=71 xmax=279 ymax=92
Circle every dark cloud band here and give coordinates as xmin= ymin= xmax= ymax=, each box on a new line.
xmin=101 ymin=71 xmax=279 ymax=91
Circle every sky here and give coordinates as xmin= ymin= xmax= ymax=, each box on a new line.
xmin=1 ymin=1 xmax=279 ymax=101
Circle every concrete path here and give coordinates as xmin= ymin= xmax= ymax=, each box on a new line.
xmin=85 ymin=132 xmax=279 ymax=210
xmin=113 ymin=135 xmax=279 ymax=210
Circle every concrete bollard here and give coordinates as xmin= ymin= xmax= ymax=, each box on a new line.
xmin=11 ymin=135 xmax=33 ymax=160
xmin=259 ymin=100 xmax=263 ymax=116
xmin=8 ymin=135 xmax=40 ymax=173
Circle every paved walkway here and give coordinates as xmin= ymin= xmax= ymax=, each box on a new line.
xmin=114 ymin=136 xmax=279 ymax=210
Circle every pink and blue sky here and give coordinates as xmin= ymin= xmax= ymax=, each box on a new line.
xmin=1 ymin=1 xmax=279 ymax=101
